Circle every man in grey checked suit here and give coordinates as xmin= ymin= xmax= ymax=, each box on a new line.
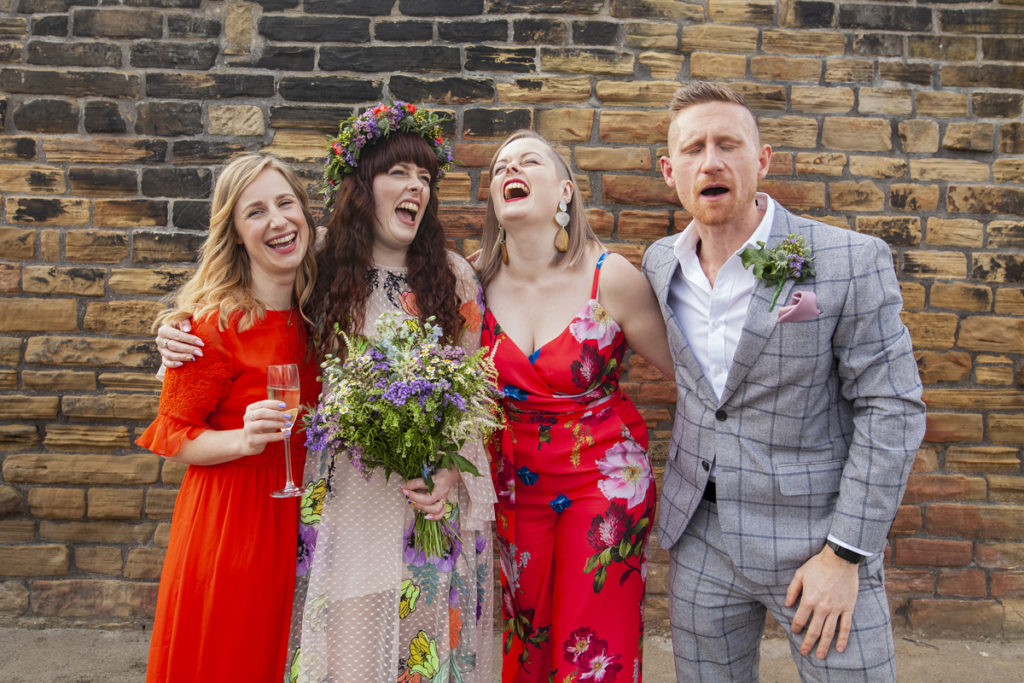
xmin=641 ymin=80 xmax=926 ymax=681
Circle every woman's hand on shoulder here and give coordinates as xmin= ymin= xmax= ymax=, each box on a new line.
xmin=156 ymin=319 xmax=204 ymax=369
xmin=598 ymin=252 xmax=674 ymax=378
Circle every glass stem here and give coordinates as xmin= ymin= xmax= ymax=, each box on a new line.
xmin=281 ymin=431 xmax=295 ymax=488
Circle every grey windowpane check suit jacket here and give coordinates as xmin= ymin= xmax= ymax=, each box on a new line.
xmin=642 ymin=203 xmax=926 ymax=586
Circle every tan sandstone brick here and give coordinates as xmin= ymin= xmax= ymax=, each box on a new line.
xmin=762 ymin=29 xmax=844 ymax=56
xmin=599 ymin=111 xmax=667 ymax=144
xmin=903 ymin=251 xmax=967 ymax=279
xmin=682 ymin=25 xmax=758 ymax=52
xmin=88 ymin=488 xmax=143 ymax=520
xmin=624 ymin=22 xmax=678 ymax=50
xmin=790 ymin=86 xmax=854 ymax=114
xmin=925 ymin=218 xmax=983 ymax=247
xmin=929 ymin=283 xmax=993 ymax=312
xmin=75 ymin=546 xmax=123 ymax=575
xmin=900 ymin=311 xmax=958 ymax=348
xmin=595 ymin=81 xmax=679 ymax=107
xmin=859 ymin=88 xmax=913 ymax=116
xmin=638 ymin=51 xmax=683 ymax=79
xmin=208 ymin=105 xmax=264 ymax=136
xmin=690 ymin=52 xmax=746 ymax=80
xmin=24 ymin=336 xmax=155 ymax=367
xmin=497 ymin=77 xmax=591 ymax=104
xmin=0 ymin=545 xmax=69 ymax=576
xmin=822 ymin=117 xmax=892 ymax=151
xmin=28 ymin=489 xmax=85 ymax=520
xmin=0 ymin=297 xmax=77 ymax=332
xmin=923 ymin=411 xmax=982 ymax=443
xmin=898 ymin=120 xmax=940 ymax=154
xmin=848 ymin=156 xmax=907 ymax=179
xmin=536 ymin=108 xmax=594 ymax=142
xmin=890 ymin=184 xmax=939 ymax=212
xmin=3 ymin=454 xmax=160 ymax=486
xmin=757 ymin=116 xmax=818 ymax=148
xmin=831 ymin=181 xmax=884 ymax=212
xmin=30 ymin=579 xmax=158 ymax=619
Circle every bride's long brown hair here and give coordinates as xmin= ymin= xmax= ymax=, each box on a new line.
xmin=310 ymin=132 xmax=463 ymax=356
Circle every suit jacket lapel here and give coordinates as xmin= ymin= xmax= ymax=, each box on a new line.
xmin=719 ymin=209 xmax=796 ymax=405
xmin=648 ymin=243 xmax=720 ymax=406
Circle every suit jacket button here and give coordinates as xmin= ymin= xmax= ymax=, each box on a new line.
xmin=701 ymin=460 xmax=710 ymax=471
xmin=715 ymin=409 xmax=727 ymax=421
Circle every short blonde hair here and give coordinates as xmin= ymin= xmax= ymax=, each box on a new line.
xmin=477 ymin=130 xmax=598 ymax=286
xmin=157 ymin=154 xmax=318 ymax=332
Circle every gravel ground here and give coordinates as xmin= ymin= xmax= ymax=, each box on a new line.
xmin=1 ymin=627 xmax=1023 ymax=681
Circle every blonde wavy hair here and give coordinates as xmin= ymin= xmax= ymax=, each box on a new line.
xmin=156 ymin=154 xmax=318 ymax=332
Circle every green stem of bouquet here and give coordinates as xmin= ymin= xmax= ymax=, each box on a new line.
xmin=413 ymin=512 xmax=462 ymax=559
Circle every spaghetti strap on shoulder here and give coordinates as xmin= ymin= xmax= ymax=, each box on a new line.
xmin=591 ymin=250 xmax=610 ymax=299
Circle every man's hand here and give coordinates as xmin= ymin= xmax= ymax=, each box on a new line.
xmin=785 ymin=545 xmax=860 ymax=659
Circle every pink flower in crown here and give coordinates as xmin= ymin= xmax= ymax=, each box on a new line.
xmin=596 ymin=438 xmax=651 ymax=508
xmin=569 ymin=300 xmax=618 ymax=349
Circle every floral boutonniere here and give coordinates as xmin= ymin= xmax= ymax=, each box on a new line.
xmin=740 ymin=234 xmax=815 ymax=311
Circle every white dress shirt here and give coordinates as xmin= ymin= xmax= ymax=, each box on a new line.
xmin=665 ymin=192 xmax=870 ymax=559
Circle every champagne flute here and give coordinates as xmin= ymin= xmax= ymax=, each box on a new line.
xmin=268 ymin=363 xmax=306 ymax=498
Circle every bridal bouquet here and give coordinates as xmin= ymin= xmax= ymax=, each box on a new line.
xmin=305 ymin=312 xmax=502 ymax=559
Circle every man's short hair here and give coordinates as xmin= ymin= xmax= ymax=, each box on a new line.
xmin=669 ymin=80 xmax=752 ymax=117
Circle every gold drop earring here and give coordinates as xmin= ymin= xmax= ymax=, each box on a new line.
xmin=554 ymin=200 xmax=569 ymax=252
xmin=499 ymin=225 xmax=509 ymax=265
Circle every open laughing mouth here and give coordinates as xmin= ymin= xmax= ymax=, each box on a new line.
xmin=396 ymin=200 xmax=419 ymax=223
xmin=267 ymin=233 xmax=297 ymax=249
xmin=503 ymin=180 xmax=529 ymax=200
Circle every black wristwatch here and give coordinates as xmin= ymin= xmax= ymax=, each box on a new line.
xmin=826 ymin=540 xmax=866 ymax=564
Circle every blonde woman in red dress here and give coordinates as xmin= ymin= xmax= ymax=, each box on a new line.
xmin=477 ymin=131 xmax=673 ymax=682
xmin=137 ymin=154 xmax=319 ymax=682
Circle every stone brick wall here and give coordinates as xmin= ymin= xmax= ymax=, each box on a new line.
xmin=0 ymin=0 xmax=1021 ymax=637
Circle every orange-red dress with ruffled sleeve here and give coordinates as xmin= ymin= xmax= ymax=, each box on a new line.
xmin=136 ymin=309 xmax=319 ymax=683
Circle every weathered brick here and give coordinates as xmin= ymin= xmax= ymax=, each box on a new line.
xmin=758 ymin=116 xmax=818 ymax=148
xmin=130 ymin=41 xmax=218 ymax=70
xmin=81 ymin=301 xmax=165 ymax=337
xmin=890 ymin=505 xmax=922 ymax=537
xmin=859 ymin=87 xmax=913 ymax=116
xmin=617 ymin=211 xmax=671 ymax=241
xmin=929 ymin=282 xmax=992 ymax=312
xmin=973 ymin=92 xmax=1023 ymax=119
xmin=42 ymin=137 xmax=165 ymax=164
xmin=937 ymin=569 xmax=987 ymax=598
xmin=988 ymin=475 xmax=1024 ymax=504
xmin=575 ymin=147 xmax=651 ymax=172
xmin=939 ymin=8 xmax=1024 ymax=35
xmin=824 ymin=58 xmax=874 ymax=83
xmin=0 ymin=580 xmax=29 ymax=615
xmin=972 ymin=253 xmax=1024 ymax=285
xmin=624 ymin=21 xmax=678 ymax=50
xmin=958 ymin=315 xmax=1024 ymax=354
xmin=898 ymin=120 xmax=940 ymax=154
xmin=22 ymin=370 xmax=95 ymax=392
xmin=848 ymin=156 xmax=906 ymax=179
xmin=709 ymin=0 xmax=774 ymax=24
xmin=145 ymin=489 xmax=177 ymax=519
xmin=901 ymin=282 xmax=925 ymax=310
xmin=977 ymin=364 xmax=1014 ymax=386
xmin=908 ymin=35 xmax=977 ymax=62
xmin=915 ymin=350 xmax=971 ymax=383
xmin=269 ymin=105 xmax=352 ymax=133
xmin=976 ymin=542 xmax=1024 ymax=570
xmin=25 ymin=40 xmax=120 ymax=69
xmin=727 ymin=83 xmax=788 ymax=111
xmin=751 ymin=55 xmax=820 ymax=82
xmin=64 ymin=231 xmax=129 ymax=264
xmin=794 ymin=153 xmax=845 ymax=177
xmin=0 ymin=394 xmax=59 ymax=420
xmin=124 ymin=547 xmax=165 ymax=580
xmin=0 ymin=545 xmax=69 ymax=576
xmin=986 ymin=221 xmax=1024 ymax=250
xmin=890 ymin=184 xmax=939 ymax=212
xmin=595 ymin=80 xmax=679 ymax=106
xmin=572 ymin=20 xmax=617 ymax=45
xmin=992 ymin=573 xmax=1024 ymax=599
xmin=28 ymin=489 xmax=85 ymax=520
xmin=599 ymin=111 xmax=667 ymax=144
xmin=902 ymin=474 xmax=986 ymax=505
xmin=852 ymin=33 xmax=904 ymax=59
xmin=994 ymin=159 xmax=1024 ymax=184
xmin=147 ymin=72 xmax=275 ymax=100
xmin=900 ymin=311 xmax=958 ymax=348
xmin=911 ymin=159 xmax=990 ymax=184
xmin=44 ymin=425 xmax=131 ymax=451
xmin=107 ymin=268 xmax=192 ymax=296
xmin=822 ymin=117 xmax=892 ymax=151
xmin=68 ymin=167 xmax=135 ymax=197
xmin=4 ymin=454 xmax=160 ymax=486
xmin=682 ymin=25 xmax=758 ymax=52
xmin=942 ymin=64 xmax=1024 ymax=90
xmin=637 ymin=51 xmax=683 ymax=79
xmin=988 ymin=415 xmax=1024 ymax=444
xmin=893 ymin=538 xmax=972 ymax=567
xmin=0 ymin=521 xmax=35 ymax=543
xmin=496 ymin=77 xmax=589 ymax=104
xmin=30 ymin=579 xmax=158 ymax=618
xmin=131 ymin=231 xmax=205 ymax=265
xmin=943 ymin=122 xmax=995 ymax=153
xmin=0 ymin=297 xmax=77 ymax=333
xmin=541 ymin=47 xmax=633 ymax=75
xmin=75 ymin=546 xmax=123 ymax=575
xmin=536 ymin=108 xmax=594 ymax=142
xmin=87 ymin=488 xmax=143 ymax=520
xmin=390 ymin=76 xmax=494 ymax=106
xmin=926 ymin=503 xmax=1024 ymax=540
xmin=831 ymin=181 xmax=884 ymax=212
xmin=6 ymin=198 xmax=89 ymax=226
xmin=690 ymin=52 xmax=746 ymax=80
xmin=762 ymin=28 xmax=844 ymax=56
xmin=879 ymin=61 xmax=933 ymax=87
xmin=903 ymin=252 xmax=967 ymax=279
xmin=855 ymin=216 xmax=921 ymax=246
xmin=73 ymin=9 xmax=161 ymax=39
xmin=885 ymin=568 xmax=932 ymax=595
xmin=915 ymin=91 xmax=968 ymax=119
xmin=463 ymin=108 xmax=532 ymax=140
xmin=609 ymin=0 xmax=702 ymax=20
xmin=924 ymin=411 xmax=982 ymax=444
xmin=0 ymin=485 xmax=26 ymax=516
xmin=925 ymin=388 xmax=1024 ymax=411
xmin=0 ymin=68 xmax=138 ymax=98
xmin=0 ymin=425 xmax=37 ymax=451
xmin=603 ymin=175 xmax=677 ymax=206
xmin=756 ymin=180 xmax=825 ymax=211
xmin=62 ymin=394 xmax=157 ymax=422
xmin=923 ymin=218 xmax=982 ymax=248
xmin=1002 ymin=123 xmax=1024 ymax=155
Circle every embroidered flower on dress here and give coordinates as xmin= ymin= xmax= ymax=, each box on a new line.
xmin=569 ymin=300 xmax=618 ymax=349
xmin=596 ymin=436 xmax=652 ymax=509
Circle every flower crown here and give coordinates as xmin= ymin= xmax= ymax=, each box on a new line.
xmin=322 ymin=101 xmax=453 ymax=209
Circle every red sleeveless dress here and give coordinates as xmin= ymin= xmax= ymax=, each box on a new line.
xmin=483 ymin=252 xmax=656 ymax=682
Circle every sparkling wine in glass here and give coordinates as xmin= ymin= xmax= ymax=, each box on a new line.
xmin=268 ymin=363 xmax=306 ymax=498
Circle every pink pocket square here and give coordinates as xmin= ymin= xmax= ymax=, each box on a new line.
xmin=777 ymin=290 xmax=820 ymax=323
